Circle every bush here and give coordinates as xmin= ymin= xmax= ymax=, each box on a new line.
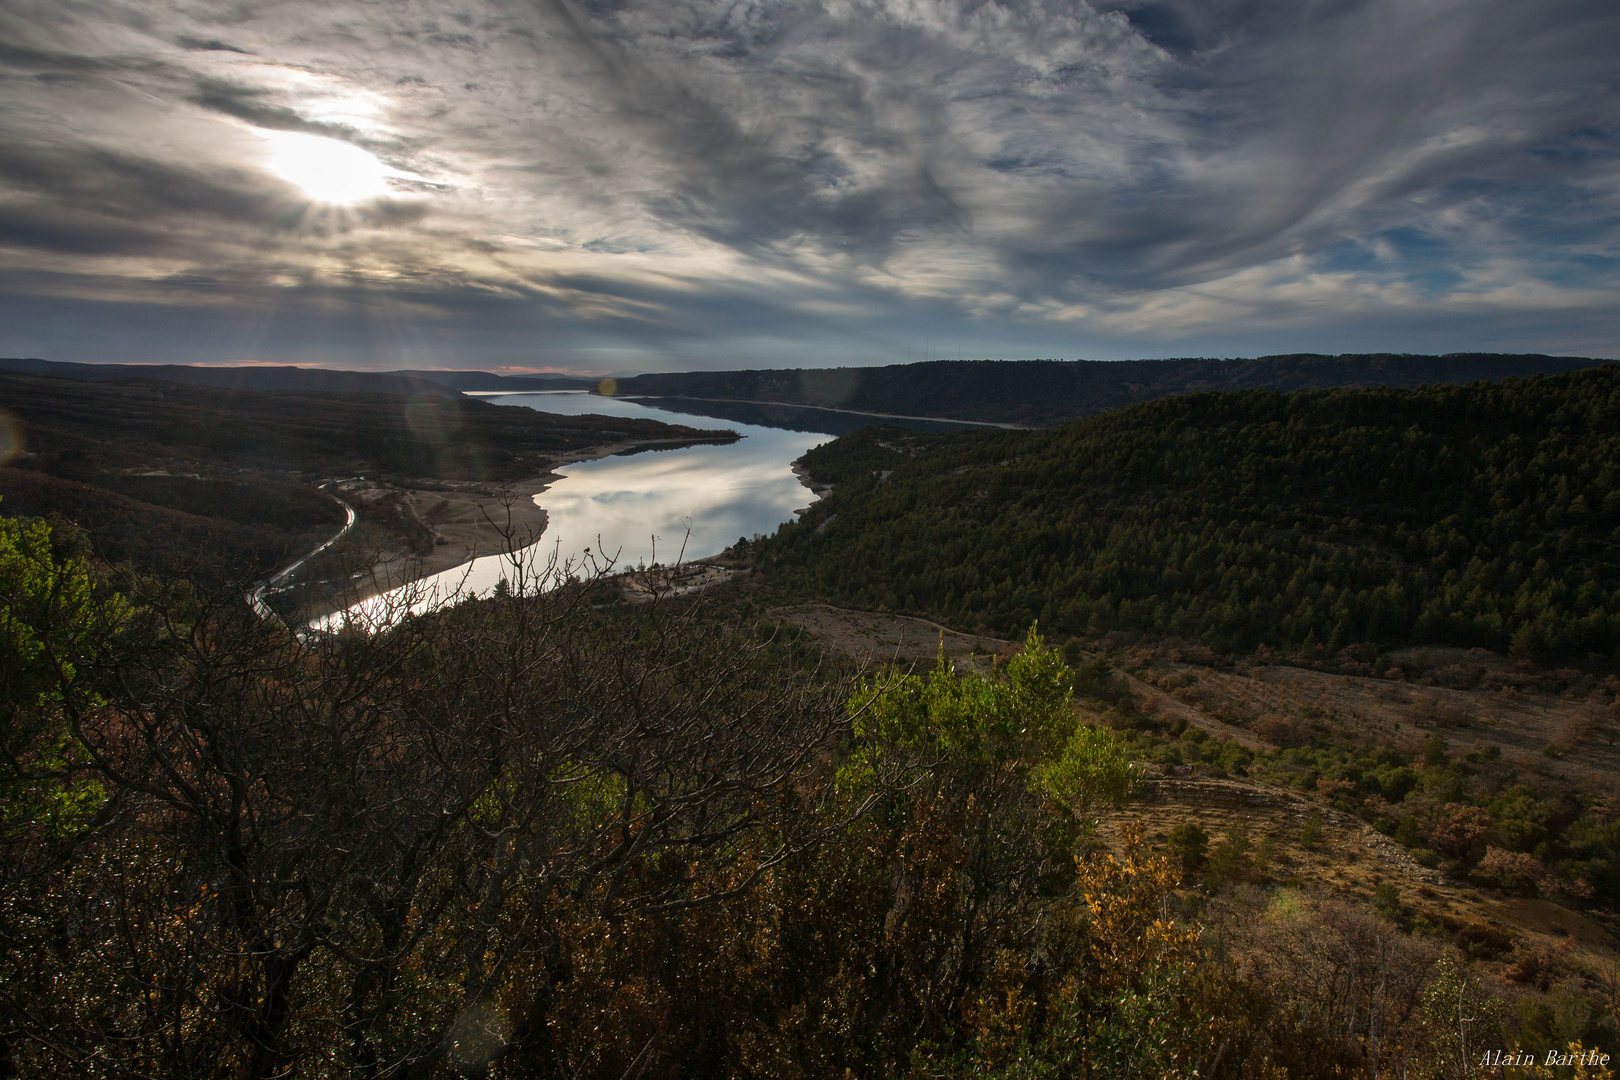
xmin=1205 ymin=820 xmax=1258 ymax=889
xmin=1473 ymin=847 xmax=1545 ymax=896
xmin=1166 ymin=822 xmax=1210 ymax=879
xmin=1300 ymin=809 xmax=1325 ymax=850
xmin=1373 ymin=882 xmax=1408 ymax=927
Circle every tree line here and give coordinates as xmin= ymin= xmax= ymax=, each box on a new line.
xmin=608 ymin=354 xmax=1609 ymax=427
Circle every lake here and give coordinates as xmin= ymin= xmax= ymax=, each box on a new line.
xmin=311 ymin=393 xmax=829 ymax=627
xmin=313 ymin=391 xmax=992 ymax=628
xmin=479 ymin=391 xmax=834 ymax=570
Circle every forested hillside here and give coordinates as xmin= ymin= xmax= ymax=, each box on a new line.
xmin=764 ymin=367 xmax=1620 ymax=660
xmin=608 ymin=353 xmax=1609 ymax=427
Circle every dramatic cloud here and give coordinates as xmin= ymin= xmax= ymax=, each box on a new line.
xmin=0 ymin=0 xmax=1615 ymax=370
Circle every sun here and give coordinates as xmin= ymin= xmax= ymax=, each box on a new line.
xmin=257 ymin=129 xmax=393 ymax=204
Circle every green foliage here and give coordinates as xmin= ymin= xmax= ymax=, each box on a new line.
xmin=848 ymin=627 xmax=1134 ymax=815
xmin=1299 ymin=809 xmax=1325 ymax=850
xmin=1070 ymin=654 xmax=1130 ymax=710
xmin=1204 ymin=820 xmax=1258 ymax=889
xmin=766 ymin=368 xmax=1620 ymax=658
xmin=0 ymin=507 xmax=123 ymax=836
xmin=1373 ymin=882 xmax=1407 ymax=925
xmin=1212 ymin=728 xmax=1618 ymax=908
xmin=1035 ymin=721 xmax=1138 ymax=817
xmin=1166 ymin=821 xmax=1209 ymax=878
xmin=1419 ymin=953 xmax=1507 ymax=1080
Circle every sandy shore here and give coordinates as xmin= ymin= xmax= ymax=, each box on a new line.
xmin=354 ymin=477 xmax=552 ymax=579
xmin=308 ymin=436 xmax=720 ymax=610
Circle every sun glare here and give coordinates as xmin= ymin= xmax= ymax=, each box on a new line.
xmin=258 ymin=129 xmax=393 ymax=204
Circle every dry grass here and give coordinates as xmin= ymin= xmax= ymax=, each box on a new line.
xmin=1114 ymin=647 xmax=1620 ymax=800
xmin=773 ymin=603 xmax=1012 ymax=674
xmin=1095 ymin=786 xmax=1618 ymax=971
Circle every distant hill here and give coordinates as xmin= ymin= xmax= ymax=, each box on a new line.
xmin=0 ymin=359 xmax=598 ymax=396
xmin=762 ymin=367 xmax=1620 ymax=660
xmin=388 ymin=369 xmax=596 ymax=392
xmin=0 ymin=357 xmax=468 ymax=396
xmin=608 ymin=353 xmax=1613 ymax=427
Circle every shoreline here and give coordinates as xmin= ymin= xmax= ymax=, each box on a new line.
xmin=613 ymin=393 xmax=1024 ymax=430
xmin=280 ymin=434 xmax=733 ymax=616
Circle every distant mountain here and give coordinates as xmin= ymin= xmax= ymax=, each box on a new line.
xmin=0 ymin=358 xmax=602 ymax=396
xmin=0 ymin=357 xmax=472 ymax=396
xmin=628 ymin=395 xmax=995 ymax=436
xmin=607 ymin=353 xmax=1615 ymax=427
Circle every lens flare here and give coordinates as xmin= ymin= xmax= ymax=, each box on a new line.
xmin=257 ymin=129 xmax=393 ymax=204
xmin=444 ymin=1002 xmax=511 ymax=1072
xmin=403 ymin=394 xmax=461 ymax=444
xmin=0 ymin=410 xmax=23 ymax=467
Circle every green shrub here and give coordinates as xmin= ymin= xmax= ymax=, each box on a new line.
xmin=1300 ymin=809 xmax=1325 ymax=850
xmin=1166 ymin=822 xmax=1209 ymax=879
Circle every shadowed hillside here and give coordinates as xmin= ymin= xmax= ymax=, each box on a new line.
xmin=762 ymin=367 xmax=1620 ymax=660
xmin=0 ymin=371 xmax=732 ymax=581
xmin=608 ymin=353 xmax=1611 ymax=427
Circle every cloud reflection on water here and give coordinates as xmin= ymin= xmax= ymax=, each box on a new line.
xmin=312 ymin=395 xmax=829 ymax=629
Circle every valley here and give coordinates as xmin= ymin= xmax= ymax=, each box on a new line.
xmin=5 ymin=0 xmax=1614 ymax=1067
xmin=5 ymin=358 xmax=1618 ymax=1077
xmin=767 ymin=602 xmax=1619 ymax=991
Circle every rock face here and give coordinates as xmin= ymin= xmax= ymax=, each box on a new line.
xmin=1142 ymin=777 xmax=1302 ymax=810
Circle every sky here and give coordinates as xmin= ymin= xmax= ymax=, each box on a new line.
xmin=0 ymin=0 xmax=1616 ymax=375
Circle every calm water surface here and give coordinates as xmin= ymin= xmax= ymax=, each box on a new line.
xmin=491 ymin=391 xmax=831 ymax=566
xmin=315 ymin=393 xmax=835 ymax=627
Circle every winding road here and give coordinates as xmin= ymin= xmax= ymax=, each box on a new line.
xmin=246 ymin=483 xmax=357 ymax=621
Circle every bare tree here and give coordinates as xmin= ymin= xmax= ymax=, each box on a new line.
xmin=1206 ymin=889 xmax=1441 ymax=1077
xmin=3 ymin=528 xmax=854 ymax=1078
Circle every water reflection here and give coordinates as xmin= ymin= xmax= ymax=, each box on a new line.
xmin=526 ymin=431 xmax=825 ymax=565
xmin=313 ymin=394 xmax=832 ymax=628
xmin=467 ymin=389 xmax=998 ymax=436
